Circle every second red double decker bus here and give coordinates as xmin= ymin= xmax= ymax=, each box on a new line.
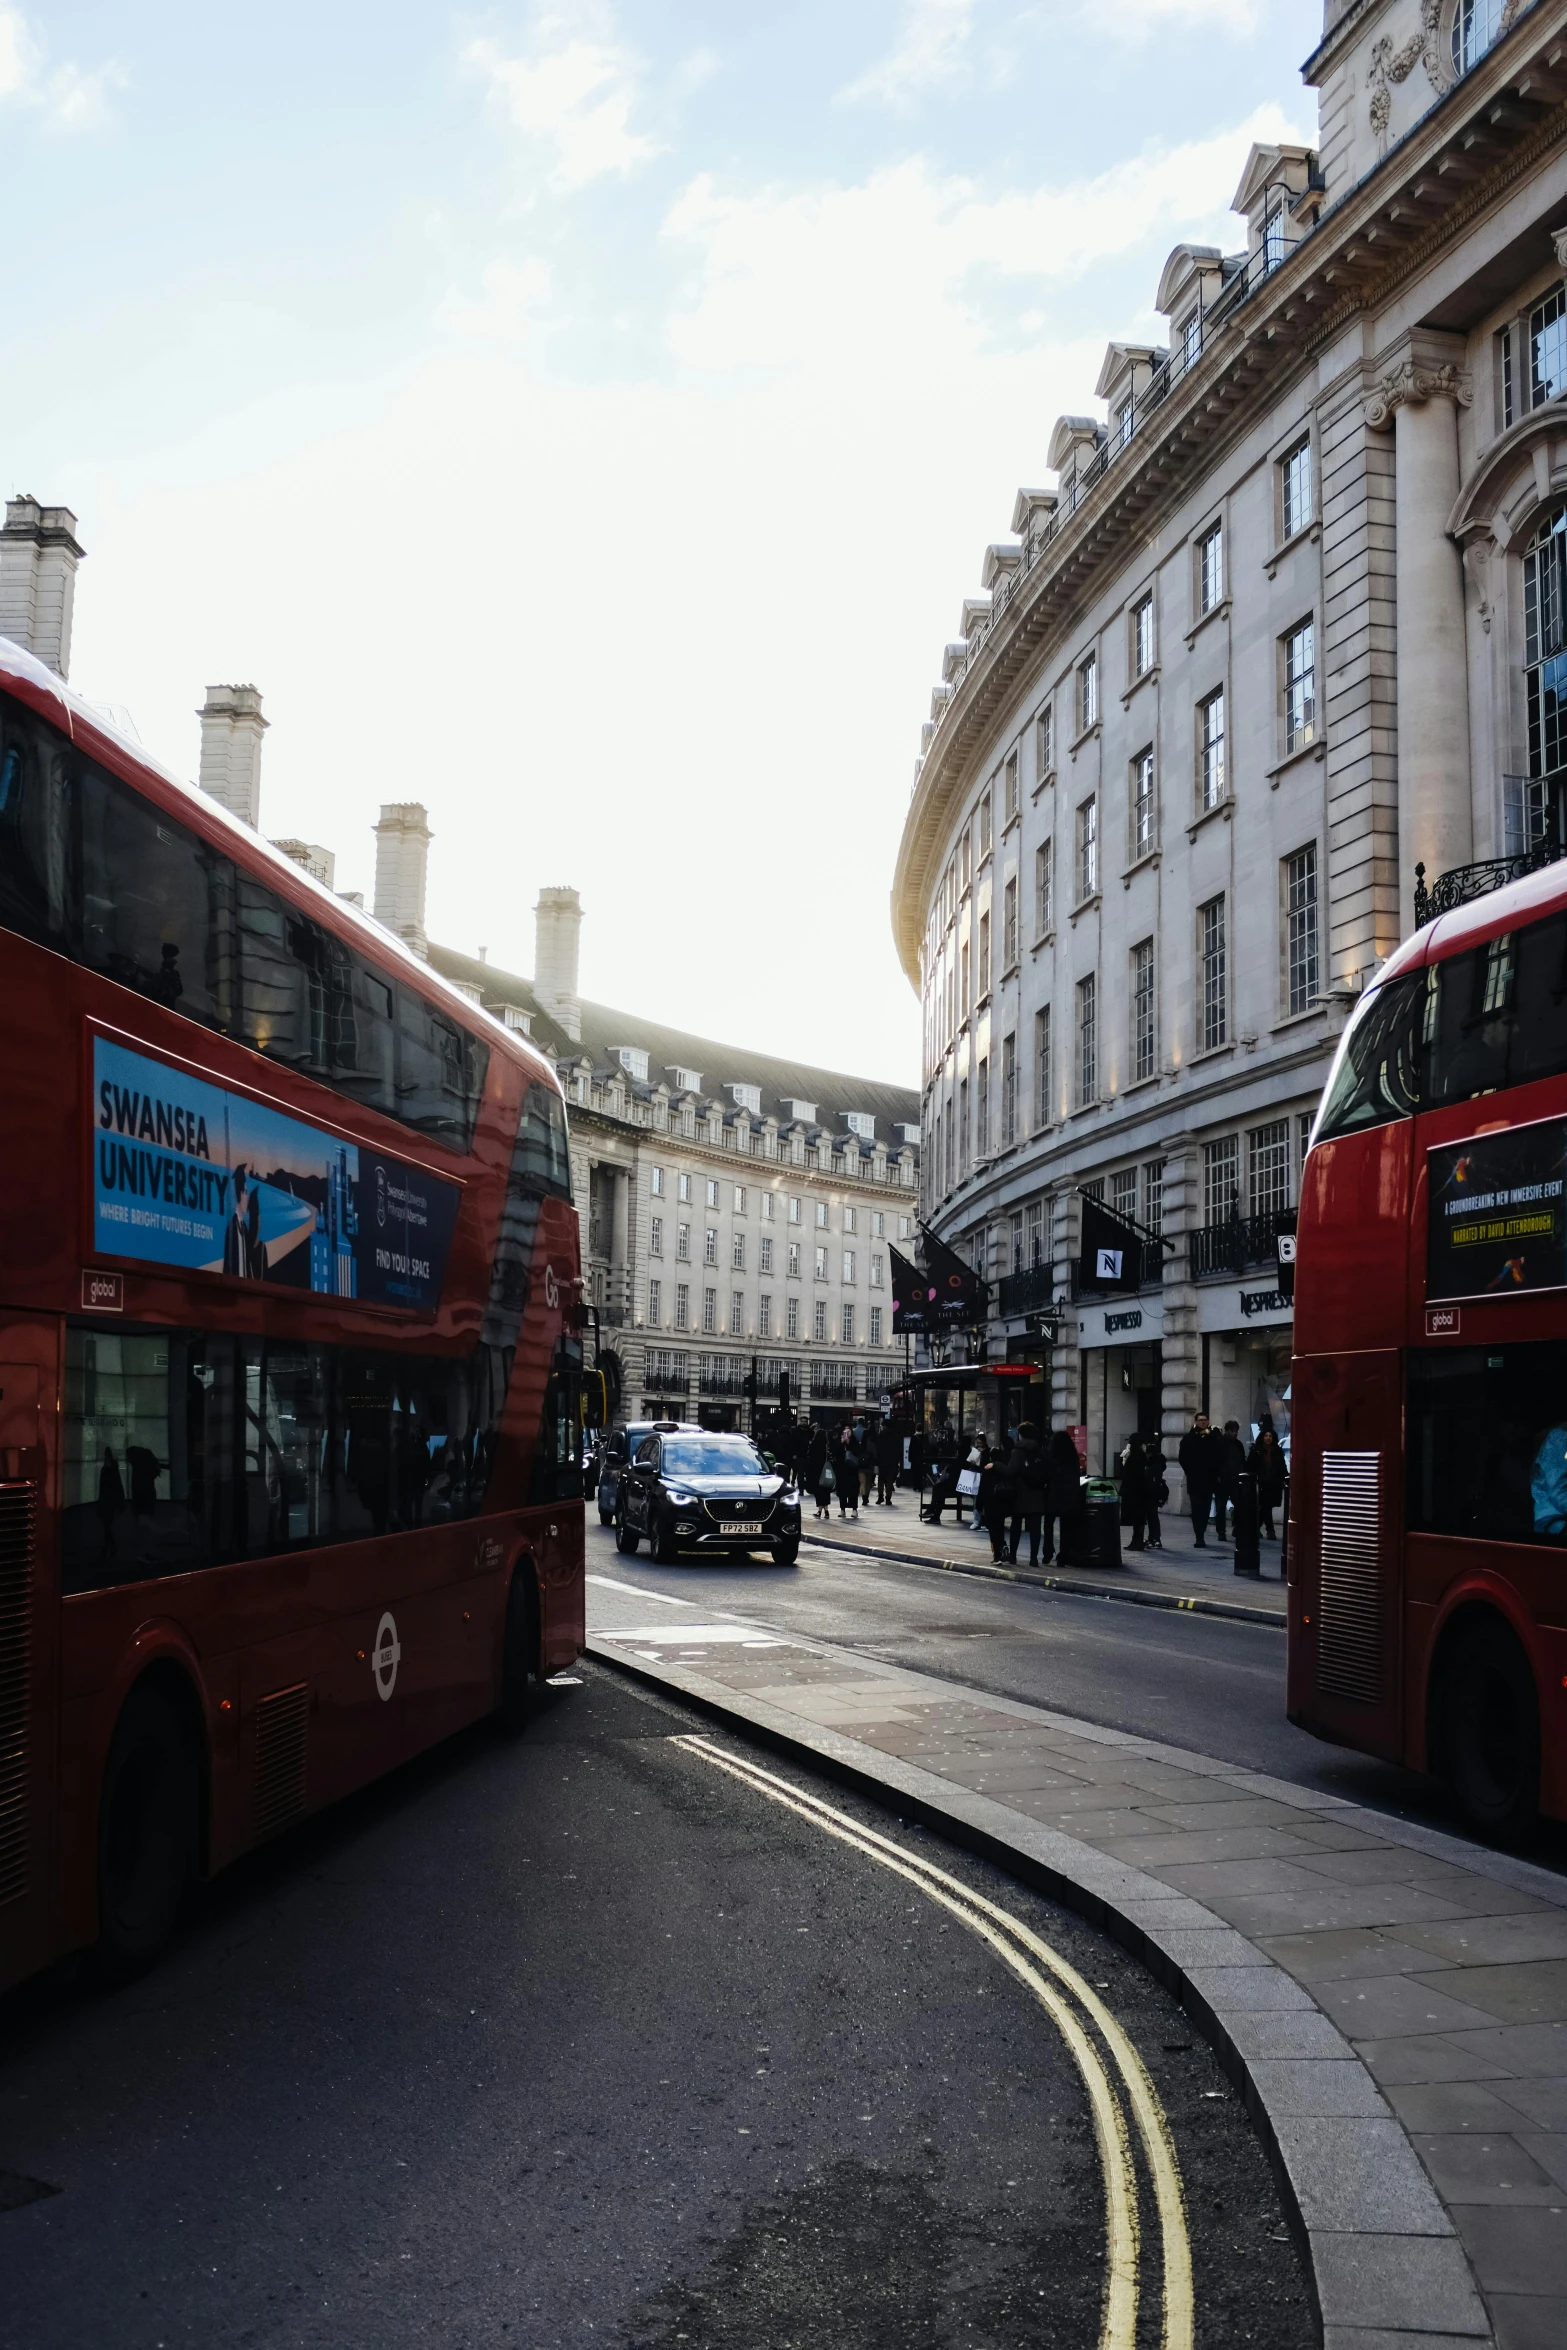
xmin=0 ymin=637 xmax=585 ymax=1989
xmin=1289 ymin=856 xmax=1567 ymax=1840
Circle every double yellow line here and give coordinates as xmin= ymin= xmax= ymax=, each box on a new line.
xmin=671 ymin=1733 xmax=1193 ymax=2350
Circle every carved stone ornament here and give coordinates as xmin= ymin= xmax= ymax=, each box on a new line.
xmin=1369 ymin=0 xmax=1532 ymax=144
xmin=1365 ymin=360 xmax=1474 ymax=427
xmin=1462 ymin=533 xmax=1495 ymax=634
xmin=1553 ymin=223 xmax=1567 ymax=268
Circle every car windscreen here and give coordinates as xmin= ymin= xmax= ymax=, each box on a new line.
xmin=661 ymin=1440 xmax=768 ymax=1478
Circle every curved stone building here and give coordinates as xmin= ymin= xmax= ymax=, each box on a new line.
xmin=892 ymin=0 xmax=1567 ymax=1489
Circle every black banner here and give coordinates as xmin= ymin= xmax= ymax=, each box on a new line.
xmin=1077 ymin=1195 xmax=1141 ymax=1293
xmin=1427 ymin=1119 xmax=1567 ymax=1300
xmin=890 ymin=1233 xmax=988 ymax=1332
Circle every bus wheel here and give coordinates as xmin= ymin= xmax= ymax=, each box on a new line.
xmin=1443 ymin=1617 xmax=1540 ymax=1846
xmin=96 ymin=1683 xmax=197 ymax=1982
xmin=501 ymin=1568 xmax=541 ymax=1734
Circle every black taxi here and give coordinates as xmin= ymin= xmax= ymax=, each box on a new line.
xmin=615 ymin=1427 xmax=800 ymax=1566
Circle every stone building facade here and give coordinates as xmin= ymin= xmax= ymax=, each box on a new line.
xmin=892 ymin=0 xmax=1567 ymax=1488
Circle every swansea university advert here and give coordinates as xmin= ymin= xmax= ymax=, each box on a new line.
xmin=91 ymin=1036 xmax=460 ymax=1310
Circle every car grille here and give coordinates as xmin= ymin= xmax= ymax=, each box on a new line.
xmin=703 ymin=1498 xmax=766 ymax=1520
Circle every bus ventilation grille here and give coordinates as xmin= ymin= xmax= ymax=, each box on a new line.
xmin=0 ymin=1483 xmax=37 ymax=1909
xmin=253 ymin=1684 xmax=310 ymax=1841
xmin=1318 ymin=1451 xmax=1382 ymax=1706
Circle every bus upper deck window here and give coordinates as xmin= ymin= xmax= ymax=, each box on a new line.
xmin=1314 ymin=971 xmax=1426 ymax=1141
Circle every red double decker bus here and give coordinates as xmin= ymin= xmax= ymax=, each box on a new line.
xmin=1289 ymin=859 xmax=1567 ymax=1840
xmin=0 ymin=639 xmax=584 ymax=1987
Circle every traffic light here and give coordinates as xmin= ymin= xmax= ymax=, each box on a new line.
xmin=743 ymin=1365 xmax=759 ymax=1404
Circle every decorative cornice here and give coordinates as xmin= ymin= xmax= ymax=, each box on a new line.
xmin=1365 ymin=359 xmax=1474 ymax=426
xmin=1368 ymin=0 xmax=1454 ymax=150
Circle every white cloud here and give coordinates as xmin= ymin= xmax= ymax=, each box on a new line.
xmin=466 ymin=13 xmax=658 ymax=192
xmin=838 ymin=0 xmax=980 ymax=110
xmin=0 ymin=3 xmax=123 ymax=129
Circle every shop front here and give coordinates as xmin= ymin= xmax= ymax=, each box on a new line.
xmin=914 ymin=1360 xmax=1049 ymax=1458
xmin=1074 ymin=1295 xmax=1164 ymax=1478
xmin=1195 ymin=1280 xmax=1293 ymax=1451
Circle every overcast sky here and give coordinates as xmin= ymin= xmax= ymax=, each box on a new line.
xmin=3 ymin=1 xmax=1317 ymax=1085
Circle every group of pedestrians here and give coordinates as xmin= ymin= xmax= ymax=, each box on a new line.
xmin=923 ymin=1421 xmax=1088 ymax=1569
xmin=1176 ymin=1413 xmax=1286 ymax=1546
xmin=797 ymin=1415 xmax=903 ymax=1521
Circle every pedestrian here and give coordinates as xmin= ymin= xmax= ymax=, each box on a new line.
xmin=1247 ymin=1425 xmax=1286 ymax=1540
xmin=1007 ymin=1420 xmax=1049 ymax=1566
xmin=832 ymin=1427 xmax=858 ymax=1519
xmin=1045 ymin=1427 xmax=1083 ymax=1566
xmin=923 ymin=1440 xmax=958 ymax=1525
xmin=960 ymin=1435 xmax=985 ymax=1532
xmin=874 ymin=1416 xmax=901 ymax=1505
xmin=1177 ymin=1413 xmax=1221 ymax=1546
xmin=980 ymin=1442 xmax=1015 ymax=1562
xmin=1120 ymin=1432 xmax=1155 ymax=1551
xmin=805 ymin=1424 xmax=833 ymax=1520
xmin=855 ymin=1418 xmax=875 ymax=1509
xmin=1216 ymin=1420 xmax=1248 ymax=1538
xmin=1142 ymin=1431 xmax=1168 ymax=1549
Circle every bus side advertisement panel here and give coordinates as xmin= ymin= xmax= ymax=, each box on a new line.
xmin=89 ymin=1033 xmax=461 ymax=1311
xmin=1427 ymin=1118 xmax=1567 ymax=1302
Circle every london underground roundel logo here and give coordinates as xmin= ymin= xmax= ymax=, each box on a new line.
xmin=372 ymin=1611 xmax=401 ymax=1701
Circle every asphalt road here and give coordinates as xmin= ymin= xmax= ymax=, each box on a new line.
xmin=585 ymin=1517 xmax=1567 ymax=1865
xmin=0 ymin=1667 xmax=1310 ymax=2350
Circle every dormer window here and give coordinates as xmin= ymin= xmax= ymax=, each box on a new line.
xmin=1182 ymin=312 xmax=1202 ymax=371
xmin=1453 ymin=0 xmax=1502 ymax=74
xmin=612 ymin=1045 xmax=650 ymax=1082
xmin=845 ymin=1112 xmax=876 ymax=1140
xmin=727 ymin=1082 xmax=762 ymax=1114
xmin=1117 ymin=399 xmax=1134 ymax=448
xmin=1261 ymin=208 xmax=1286 ymax=275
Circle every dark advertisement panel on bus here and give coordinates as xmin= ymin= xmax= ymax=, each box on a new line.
xmin=91 ymin=1034 xmax=461 ymax=1311
xmin=1427 ymin=1118 xmax=1567 ymax=1300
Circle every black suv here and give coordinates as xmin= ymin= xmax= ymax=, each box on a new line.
xmin=596 ymin=1419 xmax=701 ymax=1525
xmin=615 ymin=1430 xmax=801 ymax=1566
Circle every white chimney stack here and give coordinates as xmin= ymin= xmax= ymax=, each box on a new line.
xmin=534 ymin=886 xmax=583 ymax=1041
xmin=273 ymin=838 xmax=336 ymax=891
xmin=0 ymin=496 xmax=85 ymax=679
xmin=373 ymin=803 xmax=432 ymax=959
xmin=198 ymin=684 xmax=268 ymax=829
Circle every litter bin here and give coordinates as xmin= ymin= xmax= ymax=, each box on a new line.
xmin=1232 ymin=1470 xmax=1260 ymax=1578
xmin=1063 ymin=1480 xmax=1123 ymax=1569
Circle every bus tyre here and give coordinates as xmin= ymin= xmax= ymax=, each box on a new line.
xmin=96 ymin=1684 xmax=197 ymax=1982
xmin=501 ymin=1568 xmax=541 ymax=1734
xmin=614 ymin=1515 xmax=640 ymax=1555
xmin=772 ymin=1537 xmax=800 ymax=1567
xmin=1443 ymin=1617 xmax=1540 ymax=1846
xmin=652 ymin=1516 xmax=680 ymax=1567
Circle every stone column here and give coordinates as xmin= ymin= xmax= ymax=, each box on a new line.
xmin=1157 ymin=1134 xmax=1200 ymax=1511
xmin=1366 ymin=334 xmax=1473 ymax=919
xmin=1048 ymin=1188 xmax=1080 ymax=1439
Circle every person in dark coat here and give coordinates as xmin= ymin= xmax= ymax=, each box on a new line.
xmin=1247 ymin=1426 xmax=1286 ymax=1539
xmin=1177 ymin=1413 xmax=1221 ymax=1546
xmin=835 ymin=1427 xmax=861 ymax=1519
xmin=1216 ymin=1420 xmax=1248 ymax=1538
xmin=805 ymin=1426 xmax=832 ymax=1520
xmin=1006 ymin=1421 xmax=1049 ymax=1565
xmin=1120 ymin=1433 xmax=1155 ymax=1551
xmin=874 ymin=1419 xmax=902 ymax=1505
xmin=979 ymin=1444 xmax=1014 ymax=1563
xmin=1142 ymin=1433 xmax=1167 ymax=1549
xmin=1045 ymin=1428 xmax=1083 ymax=1565
xmin=923 ymin=1428 xmax=960 ymax=1524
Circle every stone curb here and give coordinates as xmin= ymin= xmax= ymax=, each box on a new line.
xmin=588 ymin=1633 xmax=1494 ymax=2349
xmin=800 ymin=1528 xmax=1287 ymax=1628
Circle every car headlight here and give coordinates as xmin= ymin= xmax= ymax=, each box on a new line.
xmin=665 ymin=1489 xmax=696 ymax=1507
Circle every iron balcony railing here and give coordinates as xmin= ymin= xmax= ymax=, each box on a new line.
xmin=1414 ymin=797 xmax=1565 ymax=927
xmin=998 ymin=1262 xmax=1055 ymax=1318
xmin=1189 ymin=1210 xmax=1290 ymax=1280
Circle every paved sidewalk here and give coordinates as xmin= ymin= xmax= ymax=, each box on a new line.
xmin=588 ymin=1587 xmax=1567 ymax=2349
xmin=799 ymin=1488 xmax=1288 ymax=1622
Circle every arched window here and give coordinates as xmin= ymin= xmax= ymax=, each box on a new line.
xmin=1516 ymin=504 xmax=1567 ymax=852
xmin=1452 ymin=0 xmax=1504 ymax=74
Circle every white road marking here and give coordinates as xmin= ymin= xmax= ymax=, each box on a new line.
xmin=599 ymin=1623 xmax=785 ymax=1647
xmin=586 ymin=1575 xmax=694 ymax=1607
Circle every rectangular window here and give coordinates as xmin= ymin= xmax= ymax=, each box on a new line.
xmin=1183 ymin=309 xmax=1202 ymax=369
xmin=1130 ymin=748 xmax=1155 ymax=857
xmin=1203 ymin=1136 xmax=1239 ymax=1225
xmin=732 ymin=1233 xmax=745 ymax=1270
xmin=1003 ymin=875 xmax=1019 ymax=967
xmin=1281 ymin=437 xmax=1313 ymax=540
xmin=1004 ymin=750 xmax=1020 ymax=825
xmin=1249 ymin=1120 xmax=1291 ymax=1220
xmin=1200 ymin=895 xmax=1228 ymax=1051
xmin=1284 ymin=619 xmax=1316 ymax=752
xmin=650 ymin=1166 xmax=664 ymax=1196
xmin=706 ymin=1178 xmax=720 ymax=1208
xmin=1036 ymin=703 xmax=1054 ymax=777
xmin=1076 ymin=796 xmax=1098 ymax=901
xmin=677 ymin=1223 xmax=691 ymax=1260
xmin=1131 ymin=937 xmax=1156 ymax=1083
xmin=979 ymin=788 xmax=993 ymax=855
xmin=648 ymin=1277 xmax=662 ymax=1324
xmin=1001 ymin=1031 xmax=1017 ymax=1146
xmin=960 ymin=937 xmax=970 ymax=1020
xmin=977 ymin=908 xmax=990 ymax=992
xmin=1143 ymin=1158 xmax=1164 ymax=1234
xmin=841 ymin=1303 xmax=856 ymax=1345
xmin=650 ymin=1215 xmax=664 ymax=1255
xmin=1076 ymin=974 xmax=1098 ymax=1107
xmin=871 ymin=1210 xmax=884 ymax=1237
xmin=870 ymin=1252 xmax=884 ymax=1287
xmin=734 ymin=1185 xmax=747 ymax=1213
xmin=844 ymin=1205 xmax=857 ymax=1234
xmin=1198 ymin=522 xmax=1224 ymax=614
xmin=976 ymin=1055 xmax=989 ymax=1155
xmin=814 ymin=1244 xmax=828 ymax=1279
xmin=675 ymin=1283 xmax=690 ymax=1331
xmin=1532 ymin=283 xmax=1567 ymax=409
xmin=868 ymin=1306 xmax=883 ymax=1346
xmin=759 ymin=1293 xmax=773 ymax=1338
xmin=1503 ymin=322 xmax=1515 ymax=428
xmin=786 ymin=1296 xmax=800 ymax=1340
xmin=679 ymin=1171 xmax=692 ymax=1202
xmin=1112 ymin=1166 xmax=1137 ymax=1225
xmin=761 ymin=1190 xmax=775 ymax=1220
xmin=1025 ymin=1198 xmax=1044 ymax=1266
xmin=759 ymin=1235 xmax=774 ymax=1274
xmin=1078 ymin=653 xmax=1099 ymax=732
xmin=1285 ymin=844 xmax=1320 ymax=1015
xmin=788 ymin=1240 xmax=801 ymax=1278
xmin=788 ymin=1194 xmax=801 ymax=1223
xmin=1132 ymin=593 xmax=1154 ymax=677
xmin=732 ymin=1290 xmax=744 ymax=1332
xmin=814 ymin=1200 xmax=827 ymax=1227
xmin=842 ymin=1249 xmax=856 ymax=1283
xmin=704 ymin=1227 xmax=718 ymax=1265
xmin=1035 ymin=839 xmax=1053 ymax=936
xmin=813 ymin=1298 xmax=827 ymax=1342
xmin=960 ymin=828 xmax=972 ymax=891
xmin=702 ymin=1287 xmax=717 ymax=1333
xmin=1198 ymin=688 xmax=1226 ymax=813
xmin=1035 ymin=1006 xmax=1051 ymax=1128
